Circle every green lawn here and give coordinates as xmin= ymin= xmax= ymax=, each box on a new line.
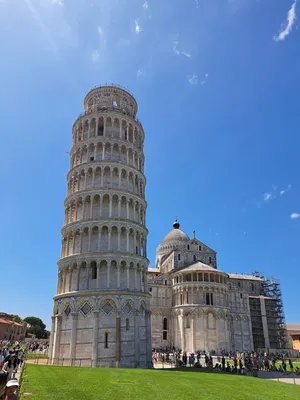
xmin=20 ymin=364 xmax=300 ymax=400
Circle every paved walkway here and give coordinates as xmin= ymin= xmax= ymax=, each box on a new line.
xmin=258 ymin=371 xmax=300 ymax=385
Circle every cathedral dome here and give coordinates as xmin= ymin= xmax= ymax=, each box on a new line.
xmin=161 ymin=220 xmax=190 ymax=244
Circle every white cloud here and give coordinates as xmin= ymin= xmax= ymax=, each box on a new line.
xmin=188 ymin=73 xmax=198 ymax=85
xmin=263 ymin=193 xmax=272 ymax=201
xmin=181 ymin=51 xmax=192 ymax=58
xmin=200 ymin=73 xmax=209 ymax=85
xmin=173 ymin=41 xmax=192 ymax=58
xmin=143 ymin=1 xmax=149 ymax=9
xmin=97 ymin=26 xmax=104 ymax=37
xmin=137 ymin=69 xmax=143 ymax=77
xmin=280 ymin=184 xmax=292 ymax=195
xmin=290 ymin=213 xmax=300 ymax=220
xmin=195 ymin=0 xmax=200 ymax=8
xmin=135 ymin=20 xmax=142 ymax=34
xmin=52 ymin=0 xmax=64 ymax=5
xmin=173 ymin=41 xmax=180 ymax=55
xmin=273 ymin=0 xmax=297 ymax=42
xmin=91 ymin=50 xmax=100 ymax=62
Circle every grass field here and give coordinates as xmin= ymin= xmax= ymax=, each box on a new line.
xmin=20 ymin=364 xmax=300 ymax=400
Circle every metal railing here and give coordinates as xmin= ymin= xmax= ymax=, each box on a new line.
xmin=73 ymin=107 xmax=143 ymax=128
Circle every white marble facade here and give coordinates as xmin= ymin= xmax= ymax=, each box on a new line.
xmin=49 ymin=85 xmax=152 ymax=368
xmin=149 ymin=221 xmax=264 ymax=354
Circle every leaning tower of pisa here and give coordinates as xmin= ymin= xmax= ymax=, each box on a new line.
xmin=48 ymin=85 xmax=152 ymax=368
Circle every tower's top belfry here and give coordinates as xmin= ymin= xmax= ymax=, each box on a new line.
xmin=83 ymin=84 xmax=138 ymax=118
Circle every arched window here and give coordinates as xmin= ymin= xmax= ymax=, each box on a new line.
xmin=178 ymin=254 xmax=181 ymax=261
xmin=91 ymin=261 xmax=97 ymax=280
xmin=163 ymin=318 xmax=168 ymax=330
xmin=251 ymin=283 xmax=254 ymax=291
xmin=104 ymin=332 xmax=109 ymax=348
xmin=176 ymin=276 xmax=179 ymax=283
xmin=126 ymin=318 xmax=130 ymax=330
xmin=199 ymin=245 xmax=202 ymax=251
xmin=187 ymin=245 xmax=190 ymax=250
xmin=206 ymin=293 xmax=210 ymax=305
xmin=193 ymin=255 xmax=196 ymax=262
xmin=205 ymin=293 xmax=213 ymax=305
xmin=209 ymin=256 xmax=212 ymax=264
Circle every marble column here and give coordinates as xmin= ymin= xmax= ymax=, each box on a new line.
xmin=191 ymin=315 xmax=195 ymax=353
xmin=92 ymin=311 xmax=99 ymax=367
xmin=69 ymin=312 xmax=78 ymax=365
xmin=76 ymin=266 xmax=80 ymax=291
xmin=48 ymin=316 xmax=55 ymax=362
xmin=115 ymin=312 xmax=121 ymax=367
xmin=145 ymin=310 xmax=152 ymax=367
xmin=204 ymin=313 xmax=208 ymax=351
xmin=52 ymin=314 xmax=62 ymax=365
xmin=134 ymin=310 xmax=140 ymax=367
xmin=178 ymin=312 xmax=185 ymax=351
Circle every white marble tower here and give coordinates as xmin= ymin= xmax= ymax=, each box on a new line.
xmin=49 ymin=85 xmax=152 ymax=368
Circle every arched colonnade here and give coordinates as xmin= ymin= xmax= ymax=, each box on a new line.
xmin=172 ymin=285 xmax=229 ymax=308
xmin=64 ymin=193 xmax=146 ymax=225
xmin=67 ymin=166 xmax=145 ymax=198
xmin=57 ymin=259 xmax=149 ymax=294
xmin=71 ymin=141 xmax=144 ymax=173
xmin=73 ymin=116 xmax=143 ymax=149
xmin=61 ymin=225 xmax=147 ymax=258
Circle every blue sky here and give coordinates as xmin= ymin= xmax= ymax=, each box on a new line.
xmin=0 ymin=0 xmax=299 ymax=328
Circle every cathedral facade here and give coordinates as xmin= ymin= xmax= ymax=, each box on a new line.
xmin=149 ymin=221 xmax=288 ymax=354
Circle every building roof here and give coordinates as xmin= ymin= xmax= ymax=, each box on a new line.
xmin=0 ymin=318 xmax=14 ymax=325
xmin=148 ymin=268 xmax=160 ymax=274
xmin=173 ymin=261 xmax=226 ymax=274
xmin=161 ymin=220 xmax=190 ymax=244
xmin=228 ymin=273 xmax=263 ymax=281
xmin=286 ymin=324 xmax=300 ymax=333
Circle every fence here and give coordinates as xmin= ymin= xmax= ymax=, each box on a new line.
xmin=26 ymin=356 xmax=153 ymax=369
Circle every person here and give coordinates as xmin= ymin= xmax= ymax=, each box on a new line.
xmin=225 ymin=361 xmax=231 ymax=372
xmin=182 ymin=352 xmax=187 ymax=367
xmin=0 ymin=371 xmax=8 ymax=400
xmin=221 ymin=356 xmax=225 ymax=371
xmin=2 ymin=358 xmax=14 ymax=381
xmin=3 ymin=380 xmax=19 ymax=400
xmin=282 ymin=360 xmax=287 ymax=375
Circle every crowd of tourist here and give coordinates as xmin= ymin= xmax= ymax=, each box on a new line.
xmin=0 ymin=341 xmax=25 ymax=399
xmin=152 ymin=347 xmax=300 ymax=376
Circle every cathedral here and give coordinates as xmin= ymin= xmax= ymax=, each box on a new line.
xmin=149 ymin=220 xmax=289 ymax=354
xmin=49 ymin=85 xmax=289 ymax=369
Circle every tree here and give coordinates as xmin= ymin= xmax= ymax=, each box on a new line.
xmin=10 ymin=314 xmax=23 ymax=323
xmin=24 ymin=316 xmax=49 ymax=339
